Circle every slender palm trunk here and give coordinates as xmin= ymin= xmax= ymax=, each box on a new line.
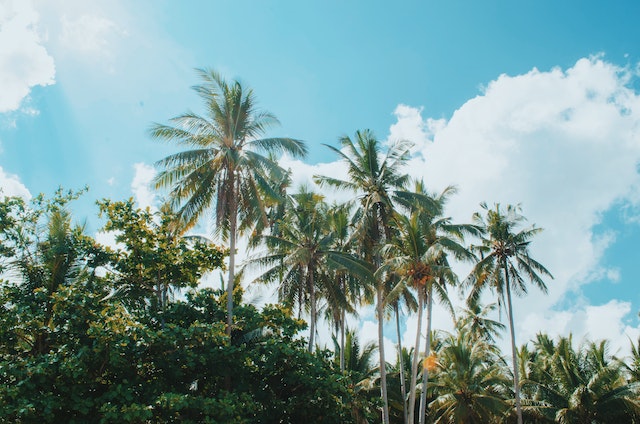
xmin=377 ymin=284 xmax=390 ymax=424
xmin=308 ymin=268 xmax=316 ymax=352
xmin=394 ymin=303 xmax=408 ymax=424
xmin=408 ymin=292 xmax=424 ymax=424
xmin=504 ymin=265 xmax=523 ymax=424
xmin=340 ymin=305 xmax=346 ymax=372
xmin=418 ymin=286 xmax=433 ymax=424
xmin=226 ymin=177 xmax=238 ymax=337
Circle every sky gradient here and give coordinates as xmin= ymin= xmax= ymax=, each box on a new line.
xmin=2 ymin=0 xmax=640 ymax=356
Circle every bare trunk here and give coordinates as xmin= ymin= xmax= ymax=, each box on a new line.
xmin=505 ymin=266 xmax=523 ymax=424
xmin=407 ymin=291 xmax=424 ymax=424
xmin=308 ymin=268 xmax=316 ymax=353
xmin=394 ymin=303 xmax=408 ymax=424
xmin=226 ymin=175 xmax=238 ymax=337
xmin=340 ymin=304 xmax=346 ymax=372
xmin=418 ymin=286 xmax=433 ymax=424
xmin=377 ymin=284 xmax=390 ymax=424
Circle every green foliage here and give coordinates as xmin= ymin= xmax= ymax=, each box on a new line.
xmin=0 ymin=192 xmax=355 ymax=423
xmin=150 ymin=68 xmax=308 ymax=337
xmin=97 ymin=199 xmax=226 ymax=308
xmin=429 ymin=328 xmax=511 ymax=424
xmin=521 ymin=335 xmax=640 ymax=423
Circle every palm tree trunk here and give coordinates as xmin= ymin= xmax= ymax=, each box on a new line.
xmin=309 ymin=268 xmax=316 ymax=353
xmin=394 ymin=303 xmax=408 ymax=424
xmin=408 ymin=292 xmax=424 ymax=424
xmin=504 ymin=265 xmax=523 ymax=424
xmin=418 ymin=286 xmax=433 ymax=424
xmin=226 ymin=174 xmax=238 ymax=337
xmin=340 ymin=305 xmax=346 ymax=372
xmin=377 ymin=284 xmax=390 ymax=424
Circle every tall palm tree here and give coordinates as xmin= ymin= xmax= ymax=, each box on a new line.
xmin=247 ymin=187 xmax=372 ymax=352
xmin=315 ymin=130 xmax=411 ymax=424
xmin=465 ymin=203 xmax=552 ymax=424
xmin=322 ymin=202 xmax=373 ymax=371
xmin=386 ymin=276 xmax=417 ymax=424
xmin=382 ymin=185 xmax=475 ymax=424
xmin=150 ymin=69 xmax=307 ymax=335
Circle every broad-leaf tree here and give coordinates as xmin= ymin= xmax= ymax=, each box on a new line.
xmin=97 ymin=199 xmax=225 ymax=310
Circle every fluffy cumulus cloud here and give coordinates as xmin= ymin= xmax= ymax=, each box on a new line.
xmin=380 ymin=57 xmax=640 ymax=355
xmin=281 ymin=57 xmax=640 ymax=356
xmin=387 ymin=104 xmax=446 ymax=152
xmin=0 ymin=165 xmax=30 ymax=199
xmin=0 ymin=0 xmax=55 ymax=113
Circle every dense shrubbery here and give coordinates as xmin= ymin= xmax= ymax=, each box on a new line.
xmin=0 ymin=193 xmax=361 ymax=423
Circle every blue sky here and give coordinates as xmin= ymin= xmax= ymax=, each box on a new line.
xmin=2 ymin=0 xmax=640 ymax=354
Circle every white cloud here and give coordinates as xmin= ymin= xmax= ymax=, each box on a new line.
xmin=131 ymin=162 xmax=156 ymax=210
xmin=521 ymin=300 xmax=640 ymax=356
xmin=387 ymin=104 xmax=446 ymax=153
xmin=0 ymin=165 xmax=31 ymax=199
xmin=370 ymin=56 xmax=640 ymax=356
xmin=278 ymin=154 xmax=353 ymax=205
xmin=0 ymin=0 xmax=55 ymax=113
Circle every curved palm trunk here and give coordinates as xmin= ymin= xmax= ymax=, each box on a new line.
xmin=408 ymin=291 xmax=424 ymax=424
xmin=394 ymin=303 xmax=408 ymax=424
xmin=418 ymin=286 xmax=433 ymax=424
xmin=504 ymin=265 xmax=523 ymax=424
xmin=377 ymin=284 xmax=390 ymax=424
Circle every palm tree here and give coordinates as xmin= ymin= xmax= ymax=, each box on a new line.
xmin=430 ymin=328 xmax=511 ymax=424
xmin=387 ymin=346 xmax=415 ymax=423
xmin=456 ymin=300 xmax=505 ymax=344
xmin=247 ymin=187 xmax=372 ymax=352
xmin=386 ymin=276 xmax=417 ymax=424
xmin=382 ymin=185 xmax=475 ymax=424
xmin=522 ymin=335 xmax=640 ymax=423
xmin=150 ymin=69 xmax=307 ymax=335
xmin=465 ymin=203 xmax=552 ymax=424
xmin=333 ymin=328 xmax=380 ymax=423
xmin=621 ymin=336 xmax=640 ymax=383
xmin=4 ymin=191 xmax=103 ymax=355
xmin=315 ymin=130 xmax=411 ymax=424
xmin=322 ymin=202 xmax=373 ymax=371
